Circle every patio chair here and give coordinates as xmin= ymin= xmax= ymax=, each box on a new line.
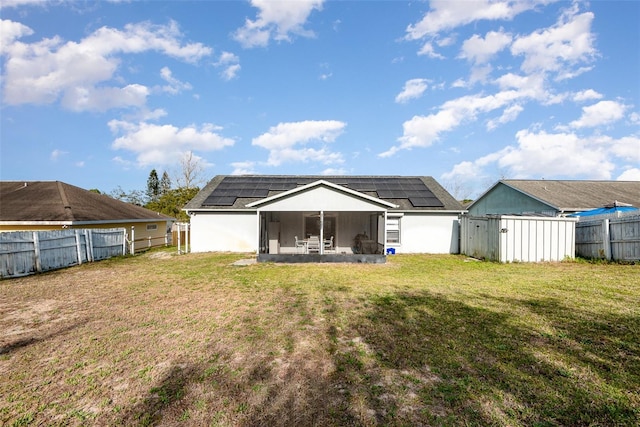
xmin=307 ymin=235 xmax=320 ymax=253
xmin=295 ymin=236 xmax=307 ymax=254
xmin=324 ymin=236 xmax=335 ymax=253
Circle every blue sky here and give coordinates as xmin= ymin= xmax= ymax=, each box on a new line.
xmin=1 ymin=0 xmax=638 ymax=199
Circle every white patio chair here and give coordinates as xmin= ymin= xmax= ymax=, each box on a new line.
xmin=295 ymin=236 xmax=307 ymax=254
xmin=307 ymin=235 xmax=320 ymax=253
xmin=324 ymin=236 xmax=335 ymax=253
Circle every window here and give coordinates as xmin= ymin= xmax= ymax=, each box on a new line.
xmin=386 ymin=216 xmax=401 ymax=244
xmin=146 ymin=224 xmax=158 ymax=231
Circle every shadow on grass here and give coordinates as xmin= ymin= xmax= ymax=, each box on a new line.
xmin=0 ymin=319 xmax=88 ymax=356
xmin=340 ymin=291 xmax=639 ymax=426
xmin=112 ymin=291 xmax=638 ymax=426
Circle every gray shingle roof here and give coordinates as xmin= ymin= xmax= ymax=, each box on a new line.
xmin=184 ymin=175 xmax=464 ymax=212
xmin=0 ymin=181 xmax=173 ymax=222
xmin=501 ymin=180 xmax=640 ymax=211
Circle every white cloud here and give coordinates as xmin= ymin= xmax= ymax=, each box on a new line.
xmin=0 ymin=0 xmax=43 ymax=9
xmin=214 ymin=51 xmax=241 ymax=80
xmin=2 ymin=20 xmax=211 ymax=111
xmin=569 ymin=100 xmax=627 ymax=128
xmin=459 ymin=30 xmax=512 ymax=64
xmin=406 ymin=0 xmax=551 ymax=40
xmin=511 ymin=8 xmax=596 ymax=77
xmin=159 ymin=67 xmax=192 ymax=94
xmin=444 ymin=130 xmax=640 ymax=191
xmin=50 ymin=149 xmax=67 ymax=161
xmin=252 ymin=120 xmax=346 ymax=166
xmin=231 ymin=161 xmax=257 ymax=175
xmin=395 ymin=78 xmax=428 ymax=104
xmin=233 ymin=0 xmax=324 ymax=48
xmin=417 ymin=42 xmax=444 ymax=59
xmin=0 ymin=19 xmax=33 ymax=54
xmin=617 ymin=168 xmax=640 ymax=181
xmin=572 ymin=89 xmax=602 ymax=102
xmin=109 ymin=120 xmax=235 ymax=166
xmin=487 ymin=104 xmax=523 ymax=130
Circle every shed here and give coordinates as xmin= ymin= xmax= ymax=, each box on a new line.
xmin=460 ymin=214 xmax=578 ymax=262
xmin=184 ymin=175 xmax=464 ymax=262
xmin=0 ymin=181 xmax=174 ymax=252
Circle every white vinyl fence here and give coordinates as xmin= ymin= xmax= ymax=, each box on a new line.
xmin=0 ymin=228 xmax=126 ymax=278
xmin=575 ymin=214 xmax=640 ymax=261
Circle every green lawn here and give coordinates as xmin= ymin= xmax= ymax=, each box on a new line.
xmin=1 ymin=250 xmax=638 ymax=426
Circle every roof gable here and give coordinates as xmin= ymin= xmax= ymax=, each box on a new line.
xmin=185 ymin=175 xmax=464 ymax=212
xmin=0 ymin=181 xmax=173 ymax=222
xmin=247 ymin=180 xmax=397 ymax=211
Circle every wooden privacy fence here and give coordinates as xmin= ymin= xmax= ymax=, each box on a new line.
xmin=0 ymin=228 xmax=126 ymax=279
xmin=575 ymin=214 xmax=640 ymax=261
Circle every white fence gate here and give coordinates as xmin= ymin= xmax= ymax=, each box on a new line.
xmin=575 ymin=214 xmax=640 ymax=261
xmin=0 ymin=228 xmax=126 ymax=278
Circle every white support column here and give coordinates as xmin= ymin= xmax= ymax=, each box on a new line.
xmin=603 ymin=218 xmax=611 ymax=261
xmin=185 ymin=222 xmax=189 ymax=254
xmin=320 ymin=210 xmax=324 ymax=255
xmin=256 ymin=210 xmax=261 ymax=255
xmin=130 ymin=226 xmax=135 ymax=255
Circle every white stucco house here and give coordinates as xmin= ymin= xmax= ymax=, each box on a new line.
xmin=184 ymin=176 xmax=464 ymax=262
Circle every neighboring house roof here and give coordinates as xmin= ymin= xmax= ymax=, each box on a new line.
xmin=472 ymin=180 xmax=640 ymax=213
xmin=0 ymin=181 xmax=173 ymax=223
xmin=185 ymin=175 xmax=464 ymax=212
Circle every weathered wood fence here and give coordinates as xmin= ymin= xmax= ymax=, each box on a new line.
xmin=0 ymin=228 xmax=126 ymax=279
xmin=575 ymin=214 xmax=640 ymax=261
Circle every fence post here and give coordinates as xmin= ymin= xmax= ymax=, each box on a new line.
xmin=75 ymin=229 xmax=83 ymax=265
xmin=33 ymin=231 xmax=42 ymax=273
xmin=603 ymin=219 xmax=611 ymax=261
xmin=185 ymin=222 xmax=189 ymax=254
xmin=130 ymin=226 xmax=135 ymax=255
xmin=85 ymin=230 xmax=94 ymax=262
xmin=177 ymin=224 xmax=182 ymax=254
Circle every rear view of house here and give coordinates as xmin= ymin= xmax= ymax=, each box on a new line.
xmin=184 ymin=175 xmax=464 ymax=262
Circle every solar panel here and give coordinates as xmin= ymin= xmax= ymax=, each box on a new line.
xmin=409 ymin=197 xmax=444 ymax=207
xmin=203 ymin=196 xmax=236 ymax=206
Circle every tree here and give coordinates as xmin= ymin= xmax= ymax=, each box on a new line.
xmin=145 ymin=187 xmax=200 ymax=222
xmin=109 ymin=186 xmax=145 ymax=206
xmin=160 ymin=171 xmax=172 ymax=196
xmin=146 ymin=169 xmax=160 ymax=202
xmin=175 ymin=151 xmax=205 ymax=189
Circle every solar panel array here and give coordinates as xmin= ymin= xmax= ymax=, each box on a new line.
xmin=202 ymin=176 xmax=444 ymax=207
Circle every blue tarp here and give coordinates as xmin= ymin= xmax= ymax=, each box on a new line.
xmin=569 ymin=206 xmax=638 ymax=217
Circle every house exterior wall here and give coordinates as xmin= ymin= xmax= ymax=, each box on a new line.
xmin=395 ymin=212 xmax=460 ymax=254
xmin=256 ymin=186 xmax=388 ymax=212
xmin=468 ymin=183 xmax=557 ymax=216
xmin=190 ymin=211 xmax=256 ymax=253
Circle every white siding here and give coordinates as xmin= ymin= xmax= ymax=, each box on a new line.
xmin=190 ymin=212 xmax=256 ymax=253
xmin=256 ymin=186 xmax=388 ymax=212
xmin=396 ymin=213 xmax=460 ymax=254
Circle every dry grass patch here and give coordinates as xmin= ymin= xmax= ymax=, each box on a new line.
xmin=1 ymin=250 xmax=638 ymax=426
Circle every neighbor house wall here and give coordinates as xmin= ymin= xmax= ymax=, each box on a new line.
xmin=468 ymin=183 xmax=557 ymax=216
xmin=190 ymin=212 xmax=256 ymax=253
xmin=396 ymin=213 xmax=460 ymax=254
